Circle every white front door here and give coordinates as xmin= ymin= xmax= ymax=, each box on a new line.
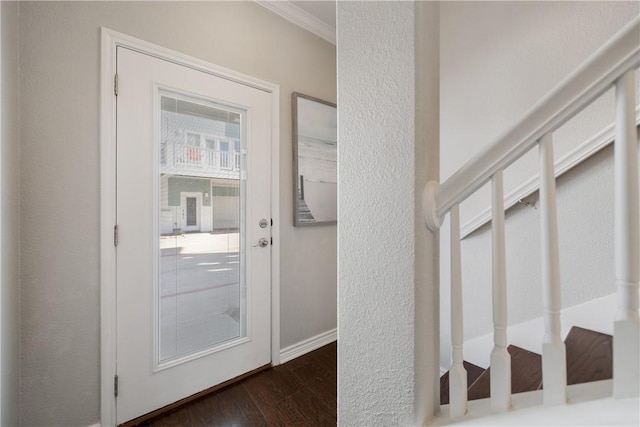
xmin=115 ymin=46 xmax=272 ymax=424
xmin=180 ymin=192 xmax=201 ymax=232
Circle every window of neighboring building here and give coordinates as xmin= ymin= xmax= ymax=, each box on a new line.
xmin=186 ymin=132 xmax=200 ymax=147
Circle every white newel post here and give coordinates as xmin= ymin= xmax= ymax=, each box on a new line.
xmin=449 ymin=204 xmax=467 ymax=418
xmin=539 ymin=134 xmax=567 ymax=405
xmin=490 ymin=171 xmax=511 ymax=412
xmin=613 ymin=70 xmax=640 ymax=399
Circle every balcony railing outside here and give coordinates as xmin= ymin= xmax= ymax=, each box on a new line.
xmin=161 ymin=142 xmax=240 ymax=178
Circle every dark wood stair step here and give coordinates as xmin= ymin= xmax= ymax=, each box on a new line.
xmin=466 ymin=345 xmax=542 ymax=401
xmin=564 ymin=326 xmax=612 ymax=386
xmin=440 ymin=361 xmax=485 ymax=405
xmin=439 ymin=326 xmax=614 ymax=407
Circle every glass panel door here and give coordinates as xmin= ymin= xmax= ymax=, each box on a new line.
xmin=115 ymin=46 xmax=273 ymax=424
xmin=158 ymin=91 xmax=245 ymax=366
xmin=186 ymin=197 xmax=197 ymax=226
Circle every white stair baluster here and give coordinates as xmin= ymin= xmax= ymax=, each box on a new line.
xmin=491 ymin=170 xmax=511 ymax=412
xmin=449 ymin=204 xmax=467 ymax=418
xmin=613 ymin=70 xmax=640 ymax=398
xmin=539 ymin=133 xmax=568 ymax=405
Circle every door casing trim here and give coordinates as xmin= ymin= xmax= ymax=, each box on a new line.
xmin=100 ymin=27 xmax=281 ymax=426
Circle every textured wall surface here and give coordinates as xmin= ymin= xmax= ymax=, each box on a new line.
xmin=1 ymin=2 xmax=21 ymax=425
xmin=338 ymin=2 xmax=439 ymax=425
xmin=18 ymin=2 xmax=336 ymax=425
xmin=439 ymin=2 xmax=640 ymax=368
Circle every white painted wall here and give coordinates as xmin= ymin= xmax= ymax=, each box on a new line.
xmin=1 ymin=2 xmax=20 ymax=425
xmin=338 ymin=2 xmax=439 ymax=425
xmin=441 ymin=1 xmax=640 ymax=228
xmin=18 ymin=2 xmax=335 ymax=425
xmin=439 ymin=2 xmax=640 ymax=369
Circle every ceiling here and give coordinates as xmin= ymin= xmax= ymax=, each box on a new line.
xmin=255 ymin=1 xmax=337 ymax=45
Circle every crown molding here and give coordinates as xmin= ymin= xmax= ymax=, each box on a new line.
xmin=255 ymin=1 xmax=336 ymax=45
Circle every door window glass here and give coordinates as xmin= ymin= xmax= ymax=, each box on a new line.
xmin=158 ymin=92 xmax=244 ymax=364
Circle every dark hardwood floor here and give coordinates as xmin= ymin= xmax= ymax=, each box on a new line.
xmin=129 ymin=342 xmax=337 ymax=427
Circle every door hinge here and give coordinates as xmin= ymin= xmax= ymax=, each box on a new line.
xmin=114 ymin=375 xmax=119 ymax=397
xmin=114 ymin=225 xmax=119 ymax=247
xmin=114 ymin=74 xmax=119 ymax=96
xmin=270 ymin=237 xmax=273 ymax=246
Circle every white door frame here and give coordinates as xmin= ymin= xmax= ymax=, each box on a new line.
xmin=100 ymin=28 xmax=280 ymax=426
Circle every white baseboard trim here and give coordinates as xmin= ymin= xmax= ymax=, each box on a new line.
xmin=440 ymin=366 xmax=448 ymax=376
xmin=279 ymin=328 xmax=337 ymax=364
xmin=462 ymin=293 xmax=616 ymax=368
xmin=87 ymin=423 xmax=101 ymax=427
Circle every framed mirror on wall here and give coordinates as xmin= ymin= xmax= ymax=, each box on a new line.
xmin=292 ymin=92 xmax=337 ymax=226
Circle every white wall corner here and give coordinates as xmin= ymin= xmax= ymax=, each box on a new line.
xmin=415 ymin=1 xmax=441 ymax=424
xmin=279 ymin=328 xmax=336 ymax=364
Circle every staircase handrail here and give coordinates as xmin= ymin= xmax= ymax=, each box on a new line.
xmin=425 ymin=17 xmax=640 ymax=226
xmin=427 ymin=16 xmax=640 ymax=419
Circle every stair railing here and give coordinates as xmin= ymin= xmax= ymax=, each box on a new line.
xmin=424 ymin=17 xmax=640 ymax=418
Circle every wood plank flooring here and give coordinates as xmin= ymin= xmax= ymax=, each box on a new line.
xmin=128 ymin=342 xmax=337 ymax=427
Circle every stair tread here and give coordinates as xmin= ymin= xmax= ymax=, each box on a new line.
xmin=440 ymin=326 xmax=615 ymax=406
xmin=564 ymin=326 xmax=612 ymax=386
xmin=440 ymin=361 xmax=485 ymax=405
xmin=467 ymin=345 xmax=542 ymax=401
